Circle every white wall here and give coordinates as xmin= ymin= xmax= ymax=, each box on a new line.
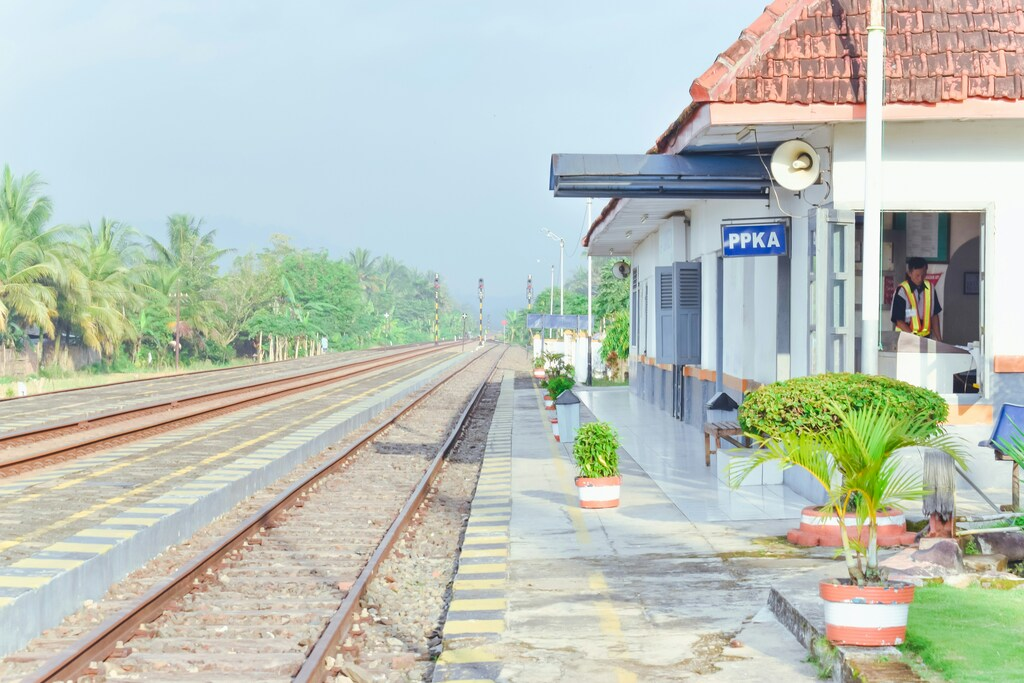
xmin=833 ymin=119 xmax=1024 ymax=360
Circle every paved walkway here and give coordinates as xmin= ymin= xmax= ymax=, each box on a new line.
xmin=433 ymin=378 xmax=831 ymax=682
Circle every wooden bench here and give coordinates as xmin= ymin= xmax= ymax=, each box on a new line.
xmin=703 ymin=421 xmax=747 ymax=467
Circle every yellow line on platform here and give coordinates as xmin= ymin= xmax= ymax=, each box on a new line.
xmin=588 ymin=572 xmax=637 ymax=682
xmin=462 ymin=535 xmax=508 ymax=545
xmin=437 ymin=647 xmax=496 ymax=664
xmin=449 ymin=598 xmax=506 ymax=611
xmin=460 ymin=548 xmax=507 ymax=559
xmin=443 ymin=619 xmax=505 ymax=635
xmin=11 ymin=558 xmax=85 ymax=570
xmin=0 ymin=575 xmax=51 ymax=588
xmin=541 ymin=393 xmax=589 ymax=545
xmin=454 ymin=578 xmax=505 ymax=590
xmin=456 ymin=562 xmax=506 ymax=574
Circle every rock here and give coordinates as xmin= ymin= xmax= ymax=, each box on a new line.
xmin=918 ymin=536 xmax=956 ymax=550
xmin=963 ymin=553 xmax=1008 ymax=573
xmin=974 ymin=529 xmax=1024 ymax=561
xmin=881 ymin=546 xmax=962 ymax=579
xmin=911 ymin=539 xmax=964 ymax=571
xmin=340 ymin=662 xmax=375 ymax=683
xmin=391 ymin=653 xmax=416 ymax=671
xmin=943 ymin=573 xmax=980 ymax=589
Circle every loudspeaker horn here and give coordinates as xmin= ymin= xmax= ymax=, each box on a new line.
xmin=611 ymin=261 xmax=630 ymax=279
xmin=770 ymin=140 xmax=820 ymax=191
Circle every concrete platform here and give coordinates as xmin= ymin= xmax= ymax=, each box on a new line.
xmin=433 ymin=378 xmax=829 ymax=682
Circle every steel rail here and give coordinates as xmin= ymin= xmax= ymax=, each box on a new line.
xmin=295 ymin=346 xmax=504 ymax=683
xmin=0 ymin=342 xmax=455 ymax=441
xmin=0 ymin=342 xmax=462 ymax=474
xmin=25 ymin=344 xmax=504 ymax=683
xmin=0 ymin=342 xmax=426 ymax=405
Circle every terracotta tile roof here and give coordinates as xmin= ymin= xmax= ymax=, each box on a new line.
xmin=594 ymin=0 xmax=1024 ymax=243
xmin=693 ymin=0 xmax=1024 ymax=107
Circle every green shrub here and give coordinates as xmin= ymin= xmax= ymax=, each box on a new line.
xmin=540 ymin=352 xmax=574 ymax=389
xmin=738 ymin=373 xmax=948 ymax=438
xmin=546 ymin=375 xmax=574 ymax=399
xmin=572 ymin=421 xmax=620 ymax=478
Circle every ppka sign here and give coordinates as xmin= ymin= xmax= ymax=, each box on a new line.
xmin=722 ymin=222 xmax=787 ymax=257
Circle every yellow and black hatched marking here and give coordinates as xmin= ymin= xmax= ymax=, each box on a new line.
xmin=431 ymin=372 xmax=514 ymax=683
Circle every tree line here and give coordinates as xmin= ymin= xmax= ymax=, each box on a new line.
xmin=0 ymin=166 xmax=465 ymax=371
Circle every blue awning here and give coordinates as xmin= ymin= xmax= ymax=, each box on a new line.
xmin=550 ymin=153 xmax=772 ymax=199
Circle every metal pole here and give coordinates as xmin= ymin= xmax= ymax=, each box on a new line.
xmin=478 ymin=278 xmax=484 ymax=343
xmin=861 ymin=0 xmax=885 ymax=375
xmin=549 ymin=264 xmax=554 ymax=341
xmin=586 ymin=198 xmax=593 ymax=385
xmin=716 ymin=256 xmax=724 ymax=393
xmin=174 ymin=292 xmax=181 ymax=371
xmin=434 ymin=273 xmax=440 ymax=345
xmin=559 ymin=238 xmax=564 ymax=315
xmin=527 ymin=274 xmax=533 ymax=350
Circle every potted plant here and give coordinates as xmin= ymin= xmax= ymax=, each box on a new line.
xmin=572 ymin=421 xmax=621 ymax=509
xmin=532 ymin=355 xmax=546 ymax=380
xmin=739 ymin=373 xmax=949 ymax=547
xmin=730 ymin=403 xmax=966 ymax=647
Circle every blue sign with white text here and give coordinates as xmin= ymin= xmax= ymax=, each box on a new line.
xmin=722 ymin=222 xmax=788 ymax=257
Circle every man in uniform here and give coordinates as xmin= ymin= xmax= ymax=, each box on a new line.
xmin=890 ymin=256 xmax=942 ymax=341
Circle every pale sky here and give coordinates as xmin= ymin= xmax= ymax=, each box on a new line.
xmin=1 ymin=1 xmax=769 ymax=318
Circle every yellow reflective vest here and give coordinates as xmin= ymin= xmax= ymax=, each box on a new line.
xmin=899 ymin=280 xmax=932 ymax=337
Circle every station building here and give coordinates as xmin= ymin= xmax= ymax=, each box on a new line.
xmin=556 ymin=0 xmax=1024 ymax=435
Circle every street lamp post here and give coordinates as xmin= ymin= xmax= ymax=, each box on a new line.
xmin=383 ymin=311 xmax=390 ymax=346
xmin=542 ymin=229 xmax=565 ymax=314
xmin=461 ymin=313 xmax=467 ymax=352
xmin=526 ymin=274 xmax=533 ymax=351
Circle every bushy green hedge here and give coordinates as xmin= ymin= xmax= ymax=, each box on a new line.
xmin=738 ymin=373 xmax=948 ymax=438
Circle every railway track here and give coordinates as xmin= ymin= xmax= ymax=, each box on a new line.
xmin=0 ymin=342 xmax=462 ymax=477
xmin=17 ymin=344 xmax=505 ymax=682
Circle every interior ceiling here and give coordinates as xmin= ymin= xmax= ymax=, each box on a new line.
xmin=587 ymin=123 xmax=824 ymax=256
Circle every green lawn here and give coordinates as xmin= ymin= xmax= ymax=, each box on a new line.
xmin=589 ymin=377 xmax=628 ymax=387
xmin=901 ymin=585 xmax=1024 ymax=682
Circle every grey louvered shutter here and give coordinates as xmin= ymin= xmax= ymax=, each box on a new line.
xmin=655 ymin=266 xmax=675 ymax=364
xmin=675 ymin=262 xmax=701 ymax=366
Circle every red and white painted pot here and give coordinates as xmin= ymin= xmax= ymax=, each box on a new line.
xmin=788 ymin=506 xmax=917 ymax=547
xmin=533 ymin=368 xmax=546 ymax=379
xmin=575 ymin=475 xmax=621 ymax=509
xmin=544 ymin=394 xmax=555 ymax=410
xmin=551 ymin=417 xmax=559 ymax=441
xmin=819 ymin=579 xmax=915 ymax=646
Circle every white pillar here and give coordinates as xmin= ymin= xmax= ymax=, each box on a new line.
xmin=860 ymin=0 xmax=885 ymax=375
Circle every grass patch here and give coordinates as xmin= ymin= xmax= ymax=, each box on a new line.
xmin=717 ymin=536 xmax=806 ymax=560
xmin=901 ymin=585 xmax=1024 ymax=683
xmin=590 ymin=377 xmax=628 ymax=387
xmin=0 ymin=359 xmax=247 ymax=397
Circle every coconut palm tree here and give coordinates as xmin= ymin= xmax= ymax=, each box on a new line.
xmin=52 ymin=219 xmax=145 ymax=360
xmin=0 ymin=166 xmax=67 ymax=339
xmin=346 ymin=247 xmax=380 ymax=302
xmin=149 ymin=214 xmax=230 ymax=365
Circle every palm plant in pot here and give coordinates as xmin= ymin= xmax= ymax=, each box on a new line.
xmin=572 ymin=421 xmax=621 ymax=508
xmin=730 ymin=403 xmax=966 ymax=646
